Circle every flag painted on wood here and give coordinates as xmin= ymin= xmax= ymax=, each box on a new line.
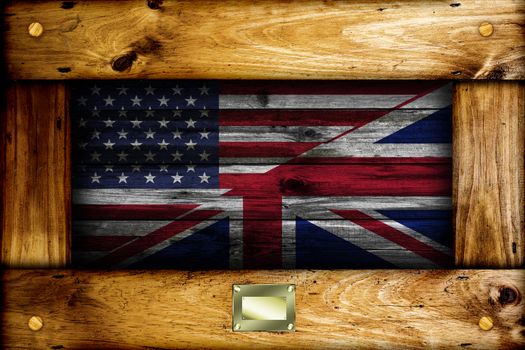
xmin=71 ymin=81 xmax=452 ymax=269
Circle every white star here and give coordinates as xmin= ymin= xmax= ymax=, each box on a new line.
xmin=130 ymin=139 xmax=142 ymax=150
xmin=91 ymin=85 xmax=101 ymax=95
xmin=103 ymin=118 xmax=115 ymax=128
xmin=131 ymin=118 xmax=143 ymax=128
xmin=185 ymin=96 xmax=197 ymax=106
xmin=158 ymin=118 xmax=169 ymax=128
xmin=145 ymin=107 xmax=155 ymax=117
xmin=185 ymin=118 xmax=197 ymax=128
xmin=78 ymin=164 xmax=87 ymax=172
xmin=144 ymin=150 xmax=156 ymax=162
xmin=90 ymin=151 xmax=101 ymax=161
xmin=78 ymin=142 xmax=88 ymax=150
xmin=159 ymin=164 xmax=169 ymax=172
xmin=199 ymin=150 xmax=210 ymax=161
xmin=172 ymin=129 xmax=182 ymax=139
xmin=158 ymin=95 xmax=170 ymax=107
xmin=103 ymin=139 xmax=115 ymax=149
xmin=158 ymin=139 xmax=169 ymax=150
xmin=91 ymin=129 xmax=100 ymax=139
xmin=118 ymin=107 xmax=127 ymax=117
xmin=172 ymin=110 xmax=182 ymax=118
xmin=145 ymin=85 xmax=156 ymax=95
xmin=199 ymin=129 xmax=210 ymax=139
xmin=198 ymin=85 xmax=210 ymax=95
xmin=77 ymin=96 xmax=88 ymax=106
xmin=78 ymin=118 xmax=87 ymax=128
xmin=91 ymin=172 xmax=101 ymax=183
xmin=117 ymin=151 xmax=128 ymax=161
xmin=198 ymin=172 xmax=210 ymax=183
xmin=144 ymin=172 xmax=156 ymax=184
xmin=117 ymin=172 xmax=129 ymax=184
xmin=91 ymin=108 xmax=100 ymax=117
xmin=186 ymin=163 xmax=196 ymax=172
xmin=171 ymin=172 xmax=183 ymax=183
xmin=172 ymin=85 xmax=183 ymax=95
xmin=131 ymin=164 xmax=141 ymax=172
xmin=117 ymin=86 xmax=129 ymax=95
xmin=200 ymin=110 xmax=209 ymax=118
xmin=171 ymin=150 xmax=183 ymax=161
xmin=144 ymin=128 xmax=156 ymax=139
xmin=117 ymin=129 xmax=128 ymax=139
xmin=105 ymin=164 xmax=114 ymax=172
xmin=185 ymin=139 xmax=197 ymax=150
xmin=130 ymin=95 xmax=142 ymax=106
xmin=104 ymin=95 xmax=115 ymax=106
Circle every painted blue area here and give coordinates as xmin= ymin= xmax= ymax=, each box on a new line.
xmin=295 ymin=217 xmax=395 ymax=268
xmin=376 ymin=107 xmax=452 ymax=143
xmin=378 ymin=210 xmax=452 ymax=248
xmin=131 ymin=218 xmax=230 ymax=269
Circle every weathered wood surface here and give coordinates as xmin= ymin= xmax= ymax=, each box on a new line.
xmin=4 ymin=0 xmax=525 ymax=80
xmin=1 ymin=82 xmax=71 ymax=268
xmin=453 ymin=82 xmax=525 ymax=268
xmin=2 ymin=269 xmax=524 ymax=349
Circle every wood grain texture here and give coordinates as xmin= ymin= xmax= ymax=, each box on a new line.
xmin=453 ymin=82 xmax=525 ymax=268
xmin=4 ymin=0 xmax=525 ymax=80
xmin=1 ymin=82 xmax=71 ymax=268
xmin=2 ymin=269 xmax=524 ymax=349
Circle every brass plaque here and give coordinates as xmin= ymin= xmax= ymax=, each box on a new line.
xmin=232 ymin=284 xmax=296 ymax=332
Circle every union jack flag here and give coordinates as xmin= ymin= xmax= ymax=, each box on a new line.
xmin=72 ymin=81 xmax=452 ymax=269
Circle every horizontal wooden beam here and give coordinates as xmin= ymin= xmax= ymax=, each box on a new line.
xmin=1 ymin=82 xmax=71 ymax=268
xmin=2 ymin=269 xmax=524 ymax=349
xmin=4 ymin=0 xmax=525 ymax=80
xmin=453 ymin=82 xmax=525 ymax=267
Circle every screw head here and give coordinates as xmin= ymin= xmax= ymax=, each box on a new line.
xmin=479 ymin=22 xmax=494 ymax=37
xmin=287 ymin=285 xmax=294 ymax=293
xmin=233 ymin=285 xmax=241 ymax=293
xmin=287 ymin=323 xmax=294 ymax=330
xmin=234 ymin=323 xmax=241 ymax=330
xmin=28 ymin=22 xmax=44 ymax=37
xmin=479 ymin=316 xmax=493 ymax=331
xmin=28 ymin=316 xmax=43 ymax=331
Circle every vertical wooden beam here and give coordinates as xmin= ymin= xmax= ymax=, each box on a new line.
xmin=1 ymin=82 xmax=70 ymax=267
xmin=453 ymin=82 xmax=525 ymax=267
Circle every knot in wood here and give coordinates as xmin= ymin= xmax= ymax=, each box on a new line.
xmin=111 ymin=52 xmax=137 ymax=72
xmin=498 ymin=286 xmax=520 ymax=306
xmin=147 ymin=0 xmax=163 ymax=10
xmin=281 ymin=178 xmax=306 ymax=193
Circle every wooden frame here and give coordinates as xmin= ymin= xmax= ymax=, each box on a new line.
xmin=1 ymin=1 xmax=524 ymax=349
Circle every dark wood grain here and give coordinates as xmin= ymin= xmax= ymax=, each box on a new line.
xmin=1 ymin=82 xmax=71 ymax=268
xmin=453 ymin=82 xmax=525 ymax=267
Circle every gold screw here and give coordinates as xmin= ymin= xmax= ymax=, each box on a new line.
xmin=478 ymin=22 xmax=494 ymax=37
xmin=28 ymin=316 xmax=43 ymax=331
xmin=28 ymin=22 xmax=44 ymax=37
xmin=479 ymin=316 xmax=493 ymax=331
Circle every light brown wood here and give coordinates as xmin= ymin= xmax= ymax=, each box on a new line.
xmin=1 ymin=82 xmax=71 ymax=268
xmin=2 ymin=269 xmax=524 ymax=349
xmin=453 ymin=82 xmax=525 ymax=268
xmin=4 ymin=0 xmax=525 ymax=80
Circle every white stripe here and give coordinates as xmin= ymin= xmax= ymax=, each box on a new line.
xmin=219 ymin=126 xmax=352 ymax=142
xmin=74 ymin=220 xmax=172 ymax=236
xmin=219 ymin=94 xmax=414 ymax=109
xmin=219 ymin=164 xmax=280 ymax=174
xmin=283 ymin=196 xmax=452 ymax=211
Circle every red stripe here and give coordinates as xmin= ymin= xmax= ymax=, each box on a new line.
xmin=220 ymin=162 xmax=451 ymax=196
xmin=73 ymin=204 xmax=199 ymax=220
xmin=219 ymin=110 xmax=386 ymax=126
xmin=334 ymin=210 xmax=451 ymax=266
xmin=219 ymin=81 xmax=444 ymax=95
xmin=243 ymin=196 xmax=282 ymax=268
xmin=219 ymin=142 xmax=319 ymax=158
xmin=73 ymin=236 xmax=136 ymax=251
xmin=93 ymin=210 xmax=222 ymax=266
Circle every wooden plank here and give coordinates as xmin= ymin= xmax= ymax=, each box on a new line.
xmin=4 ymin=0 xmax=525 ymax=80
xmin=1 ymin=82 xmax=71 ymax=268
xmin=2 ymin=269 xmax=524 ymax=349
xmin=453 ymin=82 xmax=525 ymax=268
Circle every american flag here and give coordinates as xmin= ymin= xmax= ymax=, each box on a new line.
xmin=72 ymin=81 xmax=452 ymax=269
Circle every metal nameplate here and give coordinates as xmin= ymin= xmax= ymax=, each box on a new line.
xmin=232 ymin=284 xmax=296 ymax=332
